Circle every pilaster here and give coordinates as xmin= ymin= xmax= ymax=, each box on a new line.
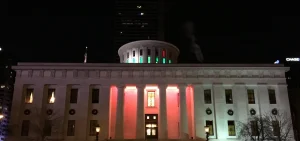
xmin=99 ymin=85 xmax=111 ymax=139
xmin=77 ymin=85 xmax=90 ymax=140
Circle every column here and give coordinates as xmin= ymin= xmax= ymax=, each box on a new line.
xmin=115 ymin=85 xmax=125 ymax=139
xmin=233 ymin=84 xmax=248 ymax=123
xmin=193 ymin=84 xmax=205 ymax=139
xmin=257 ymin=83 xmax=269 ymax=114
xmin=77 ymin=85 xmax=90 ymax=140
xmin=179 ymin=84 xmax=189 ymax=139
xmin=136 ymin=84 xmax=145 ymax=138
xmin=159 ymin=84 xmax=168 ymax=139
xmin=151 ymin=48 xmax=155 ymax=64
xmin=99 ymin=85 xmax=111 ymax=139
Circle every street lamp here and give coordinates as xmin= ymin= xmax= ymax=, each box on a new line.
xmin=204 ymin=126 xmax=210 ymax=141
xmin=95 ymin=124 xmax=101 ymax=141
xmin=0 ymin=114 xmax=3 ymax=119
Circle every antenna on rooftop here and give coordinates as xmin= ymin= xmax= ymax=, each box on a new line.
xmin=84 ymin=46 xmax=88 ymax=63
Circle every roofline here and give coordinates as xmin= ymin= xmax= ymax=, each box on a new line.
xmin=12 ymin=62 xmax=288 ymax=71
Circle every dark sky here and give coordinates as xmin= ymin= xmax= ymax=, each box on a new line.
xmin=1 ymin=1 xmax=300 ymax=64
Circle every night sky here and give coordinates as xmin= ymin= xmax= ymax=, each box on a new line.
xmin=1 ymin=1 xmax=300 ymax=64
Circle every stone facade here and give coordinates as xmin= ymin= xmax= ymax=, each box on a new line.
xmin=8 ymin=63 xmax=294 ymax=141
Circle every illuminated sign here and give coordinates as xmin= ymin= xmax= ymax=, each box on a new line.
xmin=286 ymin=58 xmax=300 ymax=61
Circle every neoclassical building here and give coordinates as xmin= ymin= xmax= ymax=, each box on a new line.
xmin=8 ymin=40 xmax=293 ymax=141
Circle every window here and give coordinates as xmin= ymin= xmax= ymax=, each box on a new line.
xmin=148 ymin=56 xmax=151 ymax=63
xmin=127 ymin=52 xmax=129 ymax=58
xmin=147 ymin=92 xmax=155 ymax=107
xmin=140 ymin=49 xmax=143 ymax=55
xmin=21 ymin=120 xmax=30 ymax=136
xmin=89 ymin=120 xmax=98 ymax=136
xmin=272 ymin=120 xmax=280 ymax=136
xmin=228 ymin=120 xmax=236 ymax=136
xmin=44 ymin=120 xmax=52 ymax=136
xmin=92 ymin=89 xmax=99 ymax=103
xmin=168 ymin=60 xmax=171 ymax=64
xmin=25 ymin=89 xmax=33 ymax=104
xmin=147 ymin=49 xmax=151 ymax=56
xmin=268 ymin=89 xmax=276 ymax=104
xmin=205 ymin=120 xmax=214 ymax=136
xmin=155 ymin=49 xmax=158 ymax=56
xmin=247 ymin=89 xmax=255 ymax=104
xmin=133 ymin=51 xmax=135 ymax=57
xmin=162 ymin=58 xmax=166 ymax=64
xmin=251 ymin=121 xmax=258 ymax=136
xmin=204 ymin=89 xmax=212 ymax=104
xmin=139 ymin=56 xmax=143 ymax=63
xmin=133 ymin=58 xmax=136 ymax=63
xmin=225 ymin=89 xmax=233 ymax=104
xmin=67 ymin=120 xmax=76 ymax=136
xmin=70 ymin=89 xmax=78 ymax=103
xmin=155 ymin=57 xmax=159 ymax=63
xmin=48 ymin=89 xmax=55 ymax=104
xmin=162 ymin=49 xmax=166 ymax=57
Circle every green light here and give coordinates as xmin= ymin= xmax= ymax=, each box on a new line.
xmin=139 ymin=56 xmax=143 ymax=63
xmin=168 ymin=60 xmax=171 ymax=64
xmin=163 ymin=58 xmax=166 ymax=64
xmin=148 ymin=56 xmax=151 ymax=63
xmin=156 ymin=57 xmax=158 ymax=63
xmin=133 ymin=58 xmax=136 ymax=63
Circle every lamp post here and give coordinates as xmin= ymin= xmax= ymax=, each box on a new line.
xmin=204 ymin=126 xmax=210 ymax=141
xmin=95 ymin=124 xmax=101 ymax=141
xmin=0 ymin=114 xmax=3 ymax=119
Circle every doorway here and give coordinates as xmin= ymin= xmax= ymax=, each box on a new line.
xmin=145 ymin=114 xmax=158 ymax=139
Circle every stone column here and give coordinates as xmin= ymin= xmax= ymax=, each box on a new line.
xmin=77 ymin=85 xmax=90 ymax=140
xmin=179 ymin=84 xmax=189 ymax=139
xmin=136 ymin=84 xmax=145 ymax=139
xmin=99 ymin=85 xmax=111 ymax=139
xmin=159 ymin=84 xmax=168 ymax=139
xmin=193 ymin=84 xmax=205 ymax=139
xmin=115 ymin=85 xmax=125 ymax=139
xmin=151 ymin=48 xmax=155 ymax=63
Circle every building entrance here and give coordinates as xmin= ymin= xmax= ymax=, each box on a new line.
xmin=145 ymin=114 xmax=158 ymax=139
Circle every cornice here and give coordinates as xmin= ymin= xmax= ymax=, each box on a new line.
xmin=14 ymin=67 xmax=287 ymax=79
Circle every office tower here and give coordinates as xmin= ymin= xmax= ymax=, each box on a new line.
xmin=0 ymin=59 xmax=16 ymax=141
xmin=113 ymin=0 xmax=174 ymax=61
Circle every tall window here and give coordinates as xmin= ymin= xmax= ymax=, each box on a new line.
xmin=89 ymin=120 xmax=98 ymax=136
xmin=272 ymin=120 xmax=280 ymax=136
xmin=139 ymin=49 xmax=143 ymax=63
xmin=247 ymin=89 xmax=255 ymax=104
xmin=228 ymin=120 xmax=236 ymax=136
xmin=204 ymin=89 xmax=212 ymax=104
xmin=21 ymin=120 xmax=30 ymax=136
xmin=92 ymin=89 xmax=99 ymax=103
xmin=25 ymin=89 xmax=33 ymax=104
xmin=67 ymin=120 xmax=76 ymax=136
xmin=155 ymin=49 xmax=158 ymax=63
xmin=44 ymin=120 xmax=52 ymax=136
xmin=70 ymin=89 xmax=78 ymax=103
xmin=225 ymin=89 xmax=233 ymax=104
xmin=147 ymin=92 xmax=155 ymax=107
xmin=251 ymin=121 xmax=258 ymax=136
xmin=162 ymin=49 xmax=166 ymax=64
xmin=168 ymin=60 xmax=172 ymax=64
xmin=47 ymin=89 xmax=55 ymax=104
xmin=133 ymin=50 xmax=135 ymax=57
xmin=205 ymin=120 xmax=214 ymax=136
xmin=147 ymin=49 xmax=151 ymax=63
xmin=127 ymin=52 xmax=129 ymax=63
xmin=268 ymin=89 xmax=277 ymax=104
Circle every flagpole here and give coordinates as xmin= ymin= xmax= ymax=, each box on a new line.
xmin=84 ymin=46 xmax=88 ymax=63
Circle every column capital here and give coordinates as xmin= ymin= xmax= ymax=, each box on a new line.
xmin=158 ymin=84 xmax=168 ymax=89
xmin=116 ymin=84 xmax=126 ymax=89
xmin=178 ymin=83 xmax=189 ymax=88
xmin=136 ymin=84 xmax=146 ymax=89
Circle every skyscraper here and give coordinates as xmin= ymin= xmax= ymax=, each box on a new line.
xmin=113 ymin=0 xmax=175 ymax=61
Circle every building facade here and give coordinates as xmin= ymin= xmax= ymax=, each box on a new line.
xmin=8 ymin=41 xmax=294 ymax=141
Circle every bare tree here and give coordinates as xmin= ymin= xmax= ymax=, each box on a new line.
xmin=238 ymin=110 xmax=293 ymax=141
xmin=9 ymin=107 xmax=64 ymax=141
xmin=238 ymin=115 xmax=268 ymax=141
xmin=263 ymin=110 xmax=293 ymax=141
